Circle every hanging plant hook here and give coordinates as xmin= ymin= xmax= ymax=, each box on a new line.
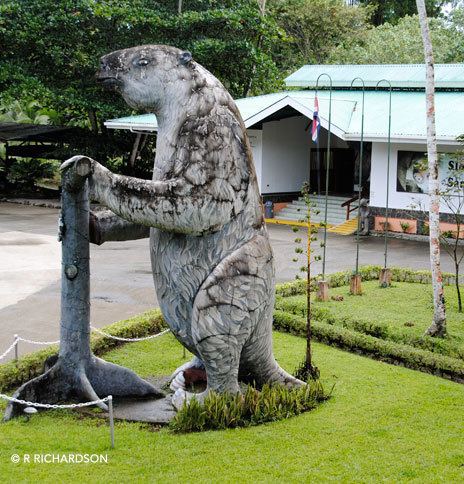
xmin=350 ymin=77 xmax=366 ymax=279
xmin=376 ymin=79 xmax=393 ymax=284
xmin=314 ymin=73 xmax=333 ymax=283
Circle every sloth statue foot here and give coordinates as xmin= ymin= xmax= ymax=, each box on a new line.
xmin=172 ymin=388 xmax=210 ymax=410
xmin=169 ymin=356 xmax=205 ymax=392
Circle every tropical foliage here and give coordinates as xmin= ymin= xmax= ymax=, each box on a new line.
xmin=330 ymin=14 xmax=464 ymax=64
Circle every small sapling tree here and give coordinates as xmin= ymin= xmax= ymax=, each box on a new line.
xmin=290 ymin=183 xmax=322 ymax=379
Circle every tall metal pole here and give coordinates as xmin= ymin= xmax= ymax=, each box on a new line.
xmin=376 ymin=80 xmax=392 ymax=273
xmin=315 ymin=73 xmax=333 ymax=281
xmin=351 ymin=77 xmax=365 ymax=276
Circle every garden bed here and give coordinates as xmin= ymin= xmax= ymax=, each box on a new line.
xmin=274 ymin=273 xmax=464 ymax=383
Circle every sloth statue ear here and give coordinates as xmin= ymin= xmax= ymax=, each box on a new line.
xmin=179 ymin=51 xmax=193 ymax=66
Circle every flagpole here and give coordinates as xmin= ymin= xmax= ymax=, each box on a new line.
xmin=315 ymin=73 xmax=332 ymax=302
xmin=350 ymin=77 xmax=365 ymax=295
xmin=376 ymin=79 xmax=392 ymax=288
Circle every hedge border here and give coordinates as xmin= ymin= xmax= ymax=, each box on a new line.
xmin=273 ymin=310 xmax=464 ymax=384
xmin=276 ymin=297 xmax=464 ymax=361
xmin=275 ymin=265 xmax=457 ymax=298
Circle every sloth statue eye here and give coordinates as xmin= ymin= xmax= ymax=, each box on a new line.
xmin=138 ymin=58 xmax=149 ymax=67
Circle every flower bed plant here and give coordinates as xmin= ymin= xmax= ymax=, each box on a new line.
xmin=170 ymin=379 xmax=328 ymax=433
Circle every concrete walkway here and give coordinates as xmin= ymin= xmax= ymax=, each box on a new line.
xmin=0 ymin=202 xmax=451 ymax=359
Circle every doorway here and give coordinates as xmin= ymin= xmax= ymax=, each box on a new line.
xmin=310 ymin=148 xmax=356 ymax=195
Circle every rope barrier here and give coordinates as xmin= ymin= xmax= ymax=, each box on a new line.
xmin=89 ymin=326 xmax=170 ymax=342
xmin=0 ymin=393 xmax=116 ymax=448
xmin=17 ymin=336 xmax=60 ymax=345
xmin=0 ymin=327 xmax=171 ymax=362
xmin=0 ymin=393 xmax=110 ymax=409
xmin=0 ymin=325 xmax=169 ymax=448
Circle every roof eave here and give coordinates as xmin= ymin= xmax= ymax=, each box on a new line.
xmin=104 ymin=121 xmax=158 ymax=132
xmin=344 ymin=133 xmax=461 ymax=144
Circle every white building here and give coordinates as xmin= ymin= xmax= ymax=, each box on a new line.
xmin=105 ymin=64 xmax=464 ymax=235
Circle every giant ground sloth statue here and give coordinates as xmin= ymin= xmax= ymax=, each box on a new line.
xmin=64 ymin=45 xmax=303 ymax=408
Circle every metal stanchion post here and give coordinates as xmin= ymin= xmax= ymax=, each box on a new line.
xmin=108 ymin=395 xmax=115 ymax=449
xmin=14 ymin=334 xmax=18 ymax=362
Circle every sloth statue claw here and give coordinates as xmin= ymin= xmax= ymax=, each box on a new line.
xmin=88 ymin=45 xmax=303 ymax=409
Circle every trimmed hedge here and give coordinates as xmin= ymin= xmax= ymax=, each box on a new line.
xmin=276 ymin=296 xmax=464 ymax=361
xmin=273 ymin=310 xmax=464 ymax=384
xmin=0 ymin=309 xmax=166 ymax=393
xmin=275 ymin=265 xmax=457 ymax=298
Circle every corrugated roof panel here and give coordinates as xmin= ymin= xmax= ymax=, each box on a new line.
xmin=105 ymin=113 xmax=158 ymax=131
xmin=105 ymin=90 xmax=464 ymax=142
xmin=235 ymin=92 xmax=288 ymax=121
xmin=285 ymin=64 xmax=464 ymax=89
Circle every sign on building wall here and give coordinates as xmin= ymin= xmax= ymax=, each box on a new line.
xmin=396 ymin=151 xmax=464 ymax=194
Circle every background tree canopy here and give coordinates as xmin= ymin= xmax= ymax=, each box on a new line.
xmin=1 ymin=0 xmax=463 ymax=185
xmin=0 ymin=0 xmax=285 ymax=131
xmin=329 ymin=14 xmax=464 ymax=64
xmin=351 ymin=0 xmax=446 ymax=25
xmin=1 ymin=0 xmax=462 ymax=131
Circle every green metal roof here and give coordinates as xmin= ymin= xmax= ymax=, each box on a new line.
xmin=285 ymin=64 xmax=464 ymax=89
xmin=105 ymin=89 xmax=464 ymax=143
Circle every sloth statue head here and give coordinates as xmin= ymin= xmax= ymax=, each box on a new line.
xmin=96 ymin=45 xmax=194 ymax=112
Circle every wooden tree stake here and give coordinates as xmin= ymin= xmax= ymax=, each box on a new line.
xmin=379 ymin=268 xmax=392 ymax=288
xmin=316 ymin=280 xmax=329 ymax=302
xmin=350 ymin=274 xmax=362 ymax=295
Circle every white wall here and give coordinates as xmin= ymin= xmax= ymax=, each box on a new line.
xmin=260 ymin=116 xmax=311 ymax=194
xmin=247 ymin=129 xmax=263 ymax=192
xmin=370 ymin=141 xmax=460 ymax=214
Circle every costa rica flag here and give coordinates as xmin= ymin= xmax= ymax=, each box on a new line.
xmin=311 ymin=96 xmax=320 ymax=143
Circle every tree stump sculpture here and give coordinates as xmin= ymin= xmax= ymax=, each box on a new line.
xmin=4 ymin=157 xmax=160 ymax=420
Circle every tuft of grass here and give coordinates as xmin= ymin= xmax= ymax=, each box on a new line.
xmin=170 ymin=379 xmax=328 ymax=433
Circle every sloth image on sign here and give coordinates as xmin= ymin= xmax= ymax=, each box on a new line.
xmin=63 ymin=45 xmax=304 ymax=409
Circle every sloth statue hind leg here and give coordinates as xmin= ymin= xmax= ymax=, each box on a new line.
xmin=171 ymin=235 xmax=273 ymax=410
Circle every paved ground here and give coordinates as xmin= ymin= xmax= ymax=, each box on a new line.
xmin=0 ymin=202 xmax=452 ymax=359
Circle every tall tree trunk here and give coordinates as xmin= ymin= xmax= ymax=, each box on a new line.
xmin=242 ymin=0 xmax=267 ymax=98
xmin=455 ymin=261 xmax=462 ymax=313
xmin=416 ymin=0 xmax=447 ymax=337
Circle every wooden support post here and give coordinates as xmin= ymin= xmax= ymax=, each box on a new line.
xmin=379 ymin=268 xmax=392 ymax=288
xmin=316 ymin=280 xmax=329 ymax=302
xmin=350 ymin=274 xmax=362 ymax=295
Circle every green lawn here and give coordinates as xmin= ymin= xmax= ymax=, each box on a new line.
xmin=321 ymin=281 xmax=463 ymax=338
xmin=1 ymin=332 xmax=464 ymax=482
